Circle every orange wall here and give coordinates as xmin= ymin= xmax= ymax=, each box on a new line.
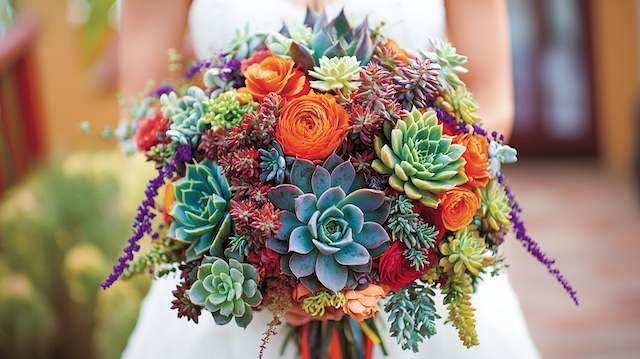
xmin=20 ymin=0 xmax=119 ymax=155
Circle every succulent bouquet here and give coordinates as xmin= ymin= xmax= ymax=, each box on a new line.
xmin=102 ymin=8 xmax=578 ymax=358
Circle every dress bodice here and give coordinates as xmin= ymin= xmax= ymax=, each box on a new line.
xmin=189 ymin=0 xmax=446 ymax=59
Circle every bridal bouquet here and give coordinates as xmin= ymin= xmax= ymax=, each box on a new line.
xmin=103 ymin=9 xmax=578 ymax=358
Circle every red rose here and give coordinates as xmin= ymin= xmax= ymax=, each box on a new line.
xmin=135 ymin=113 xmax=169 ymax=151
xmin=378 ymin=242 xmax=436 ymax=291
xmin=413 ymin=202 xmax=445 ymax=243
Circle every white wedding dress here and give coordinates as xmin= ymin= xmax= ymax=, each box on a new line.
xmin=122 ymin=1 xmax=540 ymax=358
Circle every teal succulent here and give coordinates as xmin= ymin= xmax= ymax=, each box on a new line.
xmin=372 ymin=108 xmax=468 ymax=208
xmin=309 ymin=56 xmax=361 ymax=93
xmin=258 ymin=141 xmax=293 ymax=184
xmin=225 ymin=24 xmax=267 ymax=60
xmin=161 ymin=87 xmax=209 ymax=146
xmin=189 ymin=256 xmax=262 ymax=328
xmin=267 ymin=154 xmax=391 ymax=292
xmin=278 ymin=8 xmax=374 ymax=69
xmin=168 ymin=160 xmax=233 ymax=260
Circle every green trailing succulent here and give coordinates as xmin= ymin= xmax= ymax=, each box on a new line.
xmin=478 ymin=179 xmax=512 ymax=232
xmin=168 ymin=160 xmax=233 ymax=261
xmin=189 ymin=256 xmax=262 ymax=328
xmin=385 ymin=281 xmax=439 ymax=352
xmin=422 ymin=38 xmax=468 ymax=92
xmin=275 ymin=8 xmax=374 ymax=68
xmin=372 ymin=108 xmax=468 ymax=208
xmin=442 ymin=274 xmax=479 ymax=348
xmin=436 ymin=85 xmax=481 ymax=125
xmin=308 ymin=56 xmax=361 ymax=93
xmin=267 ymin=153 xmax=391 ymax=292
xmin=202 ymin=90 xmax=257 ymax=131
xmin=258 ymin=141 xmax=293 ymax=184
xmin=161 ymin=87 xmax=210 ymax=146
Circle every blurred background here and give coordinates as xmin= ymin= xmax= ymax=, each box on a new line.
xmin=0 ymin=0 xmax=638 ymax=358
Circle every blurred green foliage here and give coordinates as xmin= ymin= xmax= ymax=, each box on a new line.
xmin=0 ymin=152 xmax=155 ymax=358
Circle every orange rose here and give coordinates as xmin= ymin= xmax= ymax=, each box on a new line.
xmin=163 ymin=181 xmax=175 ymax=224
xmin=243 ymin=55 xmax=309 ymax=101
xmin=275 ymin=93 xmax=349 ymax=161
xmin=455 ymin=133 xmax=490 ymax=188
xmin=440 ymin=187 xmax=480 ymax=231
xmin=343 ymin=284 xmax=387 ymax=321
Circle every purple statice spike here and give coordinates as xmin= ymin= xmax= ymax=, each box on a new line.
xmin=502 ymin=181 xmax=580 ymax=305
xmin=101 ymin=144 xmax=192 ymax=289
xmin=184 ymin=59 xmax=213 ymax=80
xmin=149 ymin=84 xmax=174 ymax=98
xmin=428 ymin=96 xmax=579 ymax=305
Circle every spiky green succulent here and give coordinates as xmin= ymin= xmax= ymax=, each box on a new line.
xmin=168 ymin=160 xmax=232 ymax=261
xmin=422 ymin=38 xmax=468 ymax=91
xmin=258 ymin=141 xmax=293 ymax=184
xmin=478 ymin=179 xmax=511 ymax=232
xmin=267 ymin=154 xmax=391 ymax=292
xmin=201 ymin=90 xmax=257 ymax=131
xmin=436 ymin=85 xmax=481 ymax=125
xmin=372 ymin=108 xmax=468 ymax=208
xmin=189 ymin=256 xmax=262 ymax=328
xmin=308 ymin=56 xmax=361 ymax=92
xmin=274 ymin=8 xmax=374 ymax=68
xmin=161 ymin=87 xmax=209 ymax=146
xmin=439 ymin=227 xmax=489 ymax=277
xmin=225 ymin=24 xmax=267 ymax=60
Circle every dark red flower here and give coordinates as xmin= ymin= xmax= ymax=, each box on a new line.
xmin=378 ymin=241 xmax=436 ymax=291
xmin=247 ymin=247 xmax=281 ymax=281
xmin=413 ymin=202 xmax=446 ymax=243
xmin=135 ymin=113 xmax=169 ymax=152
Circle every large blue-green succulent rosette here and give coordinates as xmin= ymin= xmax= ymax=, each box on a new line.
xmin=168 ymin=159 xmax=233 ymax=260
xmin=267 ymin=153 xmax=391 ymax=292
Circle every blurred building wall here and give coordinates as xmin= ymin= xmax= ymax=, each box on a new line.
xmin=18 ymin=0 xmax=118 ymax=154
xmin=591 ymin=0 xmax=638 ymax=173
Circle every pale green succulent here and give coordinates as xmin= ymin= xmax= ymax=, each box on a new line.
xmin=266 ymin=32 xmax=294 ymax=58
xmin=436 ymin=85 xmax=481 ymax=125
xmin=189 ymin=256 xmax=262 ymax=328
xmin=289 ymin=24 xmax=313 ymax=46
xmin=201 ymin=90 xmax=257 ymax=131
xmin=422 ymin=38 xmax=468 ymax=91
xmin=372 ymin=108 xmax=468 ymax=208
xmin=225 ymin=24 xmax=267 ymax=60
xmin=488 ymin=141 xmax=517 ymax=176
xmin=478 ymin=179 xmax=511 ymax=232
xmin=308 ymin=56 xmax=361 ymax=93
xmin=439 ymin=227 xmax=489 ymax=277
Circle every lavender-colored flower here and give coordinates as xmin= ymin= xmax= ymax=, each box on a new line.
xmin=101 ymin=144 xmax=192 ymax=289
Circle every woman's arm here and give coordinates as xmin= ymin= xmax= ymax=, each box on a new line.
xmin=119 ymin=0 xmax=191 ymax=99
xmin=445 ymin=0 xmax=514 ymax=138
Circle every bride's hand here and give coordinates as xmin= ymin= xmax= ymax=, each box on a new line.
xmin=284 ymin=306 xmax=345 ymax=326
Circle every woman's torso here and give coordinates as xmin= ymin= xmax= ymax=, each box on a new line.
xmin=189 ymin=0 xmax=446 ymax=59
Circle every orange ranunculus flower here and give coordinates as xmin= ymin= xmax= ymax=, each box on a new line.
xmin=440 ymin=187 xmax=481 ymax=231
xmin=455 ymin=133 xmax=490 ymax=188
xmin=163 ymin=181 xmax=175 ymax=224
xmin=383 ymin=39 xmax=411 ymax=64
xmin=275 ymin=93 xmax=349 ymax=161
xmin=343 ymin=284 xmax=387 ymax=321
xmin=243 ymin=55 xmax=309 ymax=101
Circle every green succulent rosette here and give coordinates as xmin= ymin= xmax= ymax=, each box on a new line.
xmin=478 ymin=179 xmax=512 ymax=232
xmin=372 ymin=108 xmax=468 ymax=208
xmin=267 ymin=154 xmax=391 ymax=293
xmin=189 ymin=256 xmax=262 ymax=328
xmin=168 ymin=160 xmax=233 ymax=260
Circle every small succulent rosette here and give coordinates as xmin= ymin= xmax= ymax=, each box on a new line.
xmin=104 ymin=6 xmax=578 ymax=359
